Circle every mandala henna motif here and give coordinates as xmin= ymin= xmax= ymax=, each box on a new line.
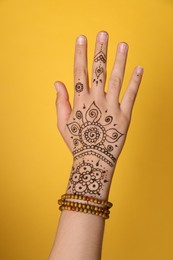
xmin=75 ymin=80 xmax=84 ymax=96
xmin=75 ymin=82 xmax=83 ymax=93
xmin=68 ymin=160 xmax=108 ymax=196
xmin=67 ymin=102 xmax=124 ymax=167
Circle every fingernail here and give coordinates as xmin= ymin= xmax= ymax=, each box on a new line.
xmin=76 ymin=35 xmax=86 ymax=45
xmin=136 ymin=66 xmax=144 ymax=76
xmin=98 ymin=31 xmax=108 ymax=42
xmin=54 ymin=82 xmax=59 ymax=92
xmin=119 ymin=42 xmax=128 ymax=53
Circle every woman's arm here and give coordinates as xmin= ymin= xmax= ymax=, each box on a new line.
xmin=49 ymin=31 xmax=143 ymax=260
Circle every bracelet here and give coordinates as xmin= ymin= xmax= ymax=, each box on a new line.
xmin=58 ymin=199 xmax=110 ymax=214
xmin=61 ymin=194 xmax=113 ymax=209
xmin=58 ymin=201 xmax=110 ymax=219
xmin=58 ymin=193 xmax=113 ymax=220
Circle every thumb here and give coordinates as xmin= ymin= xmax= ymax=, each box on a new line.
xmin=54 ymin=81 xmax=72 ymax=132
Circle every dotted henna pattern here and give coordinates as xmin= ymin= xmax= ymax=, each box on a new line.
xmin=67 ymin=102 xmax=123 ymax=167
xmin=68 ymin=160 xmax=108 ymax=196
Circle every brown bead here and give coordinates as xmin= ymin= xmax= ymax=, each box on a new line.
xmin=58 ymin=194 xmax=112 ymax=220
xmin=107 ymin=202 xmax=113 ymax=208
xmin=86 ymin=197 xmax=90 ymax=201
xmin=58 ymin=200 xmax=62 ymax=205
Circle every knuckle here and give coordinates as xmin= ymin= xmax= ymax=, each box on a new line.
xmin=110 ymin=76 xmax=121 ymax=87
xmin=127 ymin=91 xmax=136 ymax=102
xmin=74 ymin=67 xmax=86 ymax=77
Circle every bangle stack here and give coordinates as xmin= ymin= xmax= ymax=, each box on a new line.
xmin=58 ymin=194 xmax=113 ymax=219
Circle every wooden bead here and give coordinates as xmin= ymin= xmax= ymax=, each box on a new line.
xmin=59 ymin=194 xmax=111 ymax=219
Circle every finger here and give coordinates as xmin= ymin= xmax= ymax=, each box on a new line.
xmin=91 ymin=31 xmax=108 ymax=92
xmin=74 ymin=35 xmax=88 ymax=100
xmin=120 ymin=66 xmax=144 ymax=119
xmin=107 ymin=42 xmax=128 ymax=102
xmin=55 ymin=81 xmax=72 ymax=132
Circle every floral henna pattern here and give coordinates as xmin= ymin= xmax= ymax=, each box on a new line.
xmin=67 ymin=160 xmax=108 ymax=196
xmin=67 ymin=102 xmax=123 ymax=167
xmin=75 ymin=79 xmax=84 ymax=96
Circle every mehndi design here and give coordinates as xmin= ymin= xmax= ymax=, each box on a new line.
xmin=67 ymin=102 xmax=123 ymax=167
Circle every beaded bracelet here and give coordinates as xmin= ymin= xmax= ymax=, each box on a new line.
xmin=59 ymin=202 xmax=110 ymax=219
xmin=58 ymin=199 xmax=110 ymax=214
xmin=61 ymin=194 xmax=113 ymax=209
xmin=58 ymin=194 xmax=113 ymax=219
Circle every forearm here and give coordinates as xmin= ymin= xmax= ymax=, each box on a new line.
xmin=49 ymin=210 xmax=105 ymax=260
xmin=49 ymin=156 xmax=115 ymax=260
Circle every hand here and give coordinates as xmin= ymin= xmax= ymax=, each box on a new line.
xmin=55 ymin=31 xmax=143 ymax=198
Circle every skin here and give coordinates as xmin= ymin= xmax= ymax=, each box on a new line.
xmin=49 ymin=31 xmax=143 ymax=260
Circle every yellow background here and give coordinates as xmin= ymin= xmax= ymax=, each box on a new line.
xmin=0 ymin=0 xmax=173 ymax=259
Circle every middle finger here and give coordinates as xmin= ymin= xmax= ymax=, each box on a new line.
xmin=91 ymin=31 xmax=108 ymax=93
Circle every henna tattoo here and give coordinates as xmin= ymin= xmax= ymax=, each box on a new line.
xmin=93 ymin=66 xmax=103 ymax=85
xmin=95 ymin=66 xmax=103 ymax=78
xmin=93 ymin=45 xmax=106 ymax=86
xmin=68 ymin=160 xmax=108 ymax=196
xmin=67 ymin=102 xmax=123 ymax=167
xmin=75 ymin=80 xmax=84 ymax=95
xmin=94 ymin=50 xmax=106 ymax=63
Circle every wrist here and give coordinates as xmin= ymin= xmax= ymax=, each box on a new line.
xmin=65 ymin=154 xmax=117 ymax=200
